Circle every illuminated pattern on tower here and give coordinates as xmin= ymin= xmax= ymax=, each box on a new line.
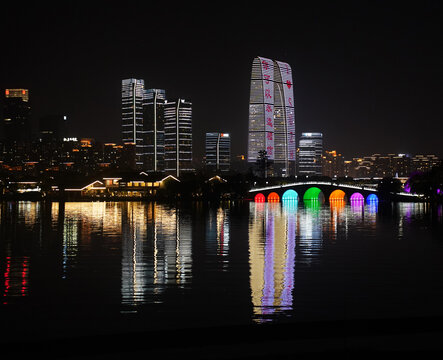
xmin=248 ymin=57 xmax=296 ymax=176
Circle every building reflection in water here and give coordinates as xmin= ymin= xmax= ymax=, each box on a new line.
xmin=249 ymin=202 xmax=296 ymax=322
xmin=121 ymin=202 xmax=192 ymax=306
xmin=206 ymin=206 xmax=230 ymax=270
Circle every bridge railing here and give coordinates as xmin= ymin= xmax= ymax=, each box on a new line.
xmin=249 ymin=181 xmax=378 ymax=193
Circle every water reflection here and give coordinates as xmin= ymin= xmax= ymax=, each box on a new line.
xmin=206 ymin=207 xmax=230 ymax=270
xmin=120 ymin=203 xmax=192 ymax=306
xmin=1 ymin=199 xmax=442 ymax=326
xmin=249 ymin=202 xmax=296 ymax=322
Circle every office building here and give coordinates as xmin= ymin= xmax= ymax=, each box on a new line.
xmin=164 ymin=99 xmax=193 ymax=177
xmin=2 ymin=89 xmax=31 ymax=142
xmin=247 ymin=56 xmax=296 ymax=177
xmin=143 ymin=88 xmax=166 ymax=172
xmin=121 ymin=78 xmax=146 ymax=170
xmin=205 ymin=132 xmax=231 ymax=173
xmin=298 ymin=132 xmax=323 ymax=176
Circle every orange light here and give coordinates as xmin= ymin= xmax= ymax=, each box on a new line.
xmin=5 ymin=90 xmax=9 ymax=95
xmin=329 ymin=189 xmax=346 ymax=201
xmin=268 ymin=192 xmax=280 ymax=203
xmin=22 ymin=90 xmax=26 ymax=95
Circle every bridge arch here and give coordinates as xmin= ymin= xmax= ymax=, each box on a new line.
xmin=268 ymin=192 xmax=280 ymax=202
xmin=254 ymin=193 xmax=265 ymax=203
xmin=329 ymin=189 xmax=346 ymax=202
xmin=367 ymin=194 xmax=378 ymax=203
xmin=282 ymin=189 xmax=299 ymax=201
xmin=303 ymin=187 xmax=324 ymax=202
xmin=350 ymin=192 xmax=364 ymax=202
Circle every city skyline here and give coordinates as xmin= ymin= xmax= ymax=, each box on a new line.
xmin=1 ymin=2 xmax=442 ymax=161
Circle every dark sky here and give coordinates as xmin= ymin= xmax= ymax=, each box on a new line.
xmin=1 ymin=1 xmax=442 ymax=161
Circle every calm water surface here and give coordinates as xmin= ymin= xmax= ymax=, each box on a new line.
xmin=0 ymin=200 xmax=442 ymax=342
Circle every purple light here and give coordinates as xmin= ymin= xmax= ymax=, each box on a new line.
xmin=437 ymin=188 xmax=442 ymax=195
xmin=350 ymin=192 xmax=364 ymax=201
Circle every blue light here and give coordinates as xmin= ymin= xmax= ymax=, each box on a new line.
xmin=366 ymin=194 xmax=378 ymax=203
xmin=282 ymin=189 xmax=299 ymax=201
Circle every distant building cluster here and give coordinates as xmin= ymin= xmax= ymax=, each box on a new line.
xmin=1 ymin=61 xmax=441 ymax=183
xmin=322 ymin=152 xmax=441 ymax=179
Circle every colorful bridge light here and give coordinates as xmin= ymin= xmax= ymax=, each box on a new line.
xmin=303 ymin=187 xmax=322 ymax=201
xmin=254 ymin=193 xmax=265 ymax=203
xmin=268 ymin=192 xmax=280 ymax=202
xmin=350 ymin=192 xmax=364 ymax=202
xmin=329 ymin=189 xmax=346 ymax=202
xmin=282 ymin=189 xmax=299 ymax=201
xmin=366 ymin=194 xmax=379 ymax=203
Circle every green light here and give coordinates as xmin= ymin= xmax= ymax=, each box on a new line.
xmin=303 ymin=187 xmax=322 ymax=201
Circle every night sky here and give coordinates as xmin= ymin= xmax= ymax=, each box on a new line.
xmin=1 ymin=1 xmax=442 ymax=161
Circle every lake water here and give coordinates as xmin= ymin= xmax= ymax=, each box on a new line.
xmin=1 ymin=200 xmax=443 ymax=348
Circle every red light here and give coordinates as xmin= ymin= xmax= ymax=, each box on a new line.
xmin=254 ymin=193 xmax=265 ymax=203
xmin=22 ymin=90 xmax=26 ymax=95
xmin=5 ymin=90 xmax=9 ymax=95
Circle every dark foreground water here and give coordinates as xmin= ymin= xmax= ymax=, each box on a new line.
xmin=1 ymin=200 xmax=443 ymax=355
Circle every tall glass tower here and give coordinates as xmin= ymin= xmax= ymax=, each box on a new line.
xmin=247 ymin=57 xmax=296 ymax=177
xmin=164 ymin=99 xmax=193 ymax=177
xmin=205 ymin=132 xmax=231 ymax=173
xmin=122 ymin=79 xmax=146 ymax=169
xmin=143 ymin=88 xmax=166 ymax=172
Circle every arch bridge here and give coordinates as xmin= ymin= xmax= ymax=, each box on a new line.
xmin=249 ymin=181 xmax=380 ymax=203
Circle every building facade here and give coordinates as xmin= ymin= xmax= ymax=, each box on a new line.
xmin=2 ymin=89 xmax=31 ymax=142
xmin=205 ymin=132 xmax=230 ymax=173
xmin=298 ymin=132 xmax=323 ymax=176
xmin=247 ymin=56 xmax=296 ymax=177
xmin=143 ymin=88 xmax=166 ymax=172
xmin=121 ymin=78 xmax=146 ymax=170
xmin=164 ymin=99 xmax=193 ymax=177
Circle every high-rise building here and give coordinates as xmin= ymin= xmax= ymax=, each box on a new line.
xmin=2 ymin=89 xmax=31 ymax=142
xmin=164 ymin=99 xmax=193 ymax=177
xmin=205 ymin=132 xmax=231 ymax=173
xmin=247 ymin=56 xmax=296 ymax=177
xmin=121 ymin=79 xmax=146 ymax=170
xmin=298 ymin=132 xmax=323 ymax=176
xmin=143 ymin=88 xmax=166 ymax=172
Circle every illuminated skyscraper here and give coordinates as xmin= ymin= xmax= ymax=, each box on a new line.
xmin=2 ymin=89 xmax=31 ymax=142
xmin=164 ymin=99 xmax=193 ymax=177
xmin=122 ymin=79 xmax=146 ymax=169
xmin=205 ymin=132 xmax=231 ymax=173
xmin=143 ymin=88 xmax=166 ymax=172
xmin=247 ymin=57 xmax=296 ymax=177
xmin=298 ymin=132 xmax=323 ymax=176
